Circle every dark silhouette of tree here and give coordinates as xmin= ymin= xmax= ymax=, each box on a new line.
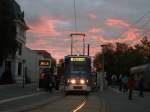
xmin=93 ymin=52 xmax=102 ymax=71
xmin=93 ymin=37 xmax=149 ymax=76
xmin=0 ymin=0 xmax=18 ymax=65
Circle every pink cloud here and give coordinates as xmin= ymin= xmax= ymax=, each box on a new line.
xmin=28 ymin=17 xmax=60 ymax=37
xmin=89 ymin=27 xmax=103 ymax=33
xmin=88 ymin=13 xmax=97 ymax=20
xmin=106 ymin=18 xmax=130 ymax=27
xmin=90 ymin=28 xmax=140 ymax=43
xmin=27 ymin=39 xmax=48 ymax=48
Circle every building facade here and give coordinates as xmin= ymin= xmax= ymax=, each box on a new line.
xmin=0 ymin=1 xmax=54 ymax=84
xmin=0 ymin=1 xmax=29 ymax=84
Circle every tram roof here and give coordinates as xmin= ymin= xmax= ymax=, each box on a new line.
xmin=130 ymin=64 xmax=150 ymax=73
xmin=65 ymin=55 xmax=91 ymax=58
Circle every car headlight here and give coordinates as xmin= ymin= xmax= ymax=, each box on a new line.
xmin=70 ymin=79 xmax=76 ymax=84
xmin=80 ymin=79 xmax=85 ymax=84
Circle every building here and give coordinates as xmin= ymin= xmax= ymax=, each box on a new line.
xmin=0 ymin=0 xmax=29 ymax=84
xmin=23 ymin=49 xmax=52 ymax=82
xmin=0 ymin=1 xmax=56 ymax=85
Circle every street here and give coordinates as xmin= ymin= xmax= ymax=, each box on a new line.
xmin=28 ymin=93 xmax=106 ymax=112
xmin=0 ymin=84 xmax=150 ymax=112
xmin=0 ymin=84 xmax=108 ymax=112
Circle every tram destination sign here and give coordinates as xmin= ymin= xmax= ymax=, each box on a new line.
xmin=71 ymin=57 xmax=86 ymax=62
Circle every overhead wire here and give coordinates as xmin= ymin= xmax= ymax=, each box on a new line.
xmin=73 ymin=0 xmax=78 ymax=32
xmin=115 ymin=10 xmax=150 ymax=39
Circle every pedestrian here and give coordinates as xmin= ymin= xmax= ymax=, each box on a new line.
xmin=111 ymin=74 xmax=117 ymax=87
xmin=138 ymin=75 xmax=144 ymax=97
xmin=106 ymin=75 xmax=111 ymax=87
xmin=118 ymin=74 xmax=123 ymax=91
xmin=122 ymin=75 xmax=128 ymax=93
xmin=127 ymin=76 xmax=135 ymax=100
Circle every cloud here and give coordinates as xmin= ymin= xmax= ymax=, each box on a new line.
xmin=90 ymin=28 xmax=140 ymax=44
xmin=89 ymin=27 xmax=103 ymax=33
xmin=27 ymin=39 xmax=48 ymax=48
xmin=106 ymin=18 xmax=130 ymax=28
xmin=88 ymin=13 xmax=97 ymax=20
xmin=16 ymin=0 xmax=150 ymax=60
xmin=28 ymin=17 xmax=60 ymax=37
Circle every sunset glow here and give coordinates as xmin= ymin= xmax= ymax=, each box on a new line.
xmin=16 ymin=0 xmax=150 ymax=59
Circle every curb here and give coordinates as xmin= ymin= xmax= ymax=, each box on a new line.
xmin=0 ymin=83 xmax=37 ymax=89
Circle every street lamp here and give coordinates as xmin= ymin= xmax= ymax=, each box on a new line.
xmin=100 ymin=44 xmax=107 ymax=91
xmin=101 ymin=44 xmax=107 ymax=74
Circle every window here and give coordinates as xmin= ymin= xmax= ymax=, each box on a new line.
xmin=18 ymin=43 xmax=22 ymax=55
xmin=5 ymin=61 xmax=11 ymax=72
xmin=71 ymin=64 xmax=86 ymax=72
xmin=18 ymin=63 xmax=22 ymax=76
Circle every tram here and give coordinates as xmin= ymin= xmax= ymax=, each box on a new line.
xmin=131 ymin=64 xmax=150 ymax=90
xmin=64 ymin=55 xmax=92 ymax=93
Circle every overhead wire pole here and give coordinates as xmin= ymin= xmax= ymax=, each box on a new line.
xmin=83 ymin=35 xmax=85 ymax=55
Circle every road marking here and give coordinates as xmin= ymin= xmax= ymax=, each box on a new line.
xmin=0 ymin=92 xmax=44 ymax=104
xmin=72 ymin=98 xmax=87 ymax=112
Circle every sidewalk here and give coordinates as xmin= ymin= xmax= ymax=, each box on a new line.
xmin=0 ymin=83 xmax=39 ymax=100
xmin=100 ymin=87 xmax=150 ymax=112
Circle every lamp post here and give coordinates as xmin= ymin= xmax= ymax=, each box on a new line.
xmin=100 ymin=44 xmax=107 ymax=91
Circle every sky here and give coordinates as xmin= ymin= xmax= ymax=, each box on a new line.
xmin=16 ymin=0 xmax=150 ymax=60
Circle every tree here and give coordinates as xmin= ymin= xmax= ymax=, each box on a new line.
xmin=0 ymin=0 xmax=18 ymax=65
xmin=93 ymin=38 xmax=149 ymax=76
xmin=93 ymin=52 xmax=102 ymax=71
xmin=140 ymin=36 xmax=150 ymax=62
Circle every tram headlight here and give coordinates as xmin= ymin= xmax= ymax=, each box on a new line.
xmin=70 ymin=79 xmax=76 ymax=84
xmin=80 ymin=79 xmax=85 ymax=84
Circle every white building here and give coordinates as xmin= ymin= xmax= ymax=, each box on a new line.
xmin=22 ymin=47 xmax=41 ymax=82
xmin=22 ymin=48 xmax=52 ymax=82
xmin=0 ymin=1 xmax=53 ymax=84
xmin=0 ymin=1 xmax=29 ymax=84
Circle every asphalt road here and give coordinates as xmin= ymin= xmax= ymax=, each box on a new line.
xmin=0 ymin=84 xmax=106 ymax=112
xmin=27 ymin=93 xmax=107 ymax=112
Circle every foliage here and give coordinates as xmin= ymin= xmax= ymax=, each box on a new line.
xmin=93 ymin=36 xmax=150 ymax=76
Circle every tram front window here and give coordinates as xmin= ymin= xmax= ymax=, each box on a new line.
xmin=70 ymin=64 xmax=87 ymax=73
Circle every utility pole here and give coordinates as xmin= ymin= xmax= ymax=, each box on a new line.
xmin=83 ymin=36 xmax=85 ymax=55
xmin=100 ymin=44 xmax=107 ymax=92
xmin=71 ymin=35 xmax=73 ymax=55
xmin=87 ymin=44 xmax=90 ymax=56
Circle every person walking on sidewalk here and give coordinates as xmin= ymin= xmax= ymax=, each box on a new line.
xmin=138 ymin=75 xmax=144 ymax=97
xmin=118 ymin=74 xmax=123 ymax=91
xmin=122 ymin=75 xmax=128 ymax=93
xmin=127 ymin=76 xmax=135 ymax=100
xmin=111 ymin=74 xmax=117 ymax=87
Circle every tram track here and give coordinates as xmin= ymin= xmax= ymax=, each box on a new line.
xmin=17 ymin=92 xmax=105 ymax=112
xmin=27 ymin=93 xmax=88 ymax=112
xmin=71 ymin=95 xmax=87 ymax=112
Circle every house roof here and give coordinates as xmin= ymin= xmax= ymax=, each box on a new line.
xmin=34 ymin=50 xmax=52 ymax=58
xmin=12 ymin=0 xmax=29 ymax=29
